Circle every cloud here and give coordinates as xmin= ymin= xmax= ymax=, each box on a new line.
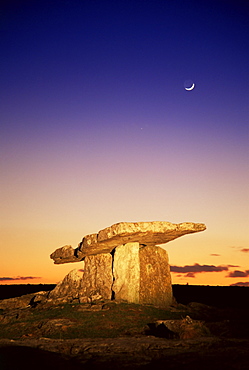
xmin=170 ymin=263 xmax=229 ymax=278
xmin=170 ymin=264 xmax=229 ymax=273
xmin=0 ymin=276 xmax=40 ymax=282
xmin=227 ymin=270 xmax=249 ymax=278
xmin=230 ymin=282 xmax=249 ymax=287
xmin=185 ymin=272 xmax=196 ymax=278
xmin=210 ymin=254 xmax=220 ymax=256
xmin=227 ymin=265 xmax=240 ymax=268
xmin=230 ymin=246 xmax=249 ymax=253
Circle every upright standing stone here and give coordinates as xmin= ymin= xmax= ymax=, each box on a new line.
xmin=112 ymin=243 xmax=140 ymax=303
xmin=80 ymin=253 xmax=113 ymax=300
xmin=139 ymin=245 xmax=172 ymax=307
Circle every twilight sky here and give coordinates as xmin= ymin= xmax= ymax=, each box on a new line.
xmin=1 ymin=0 xmax=249 ymax=286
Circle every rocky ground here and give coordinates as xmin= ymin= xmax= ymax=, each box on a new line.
xmin=0 ymin=293 xmax=249 ymax=370
xmin=1 ymin=336 xmax=249 ymax=370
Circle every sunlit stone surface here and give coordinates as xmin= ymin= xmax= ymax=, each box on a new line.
xmin=80 ymin=253 xmax=113 ymax=300
xmin=50 ymin=221 xmax=206 ymax=264
xmin=139 ymin=245 xmax=172 ymax=307
xmin=112 ymin=242 xmax=140 ymax=304
xmin=50 ymin=221 xmax=206 ymax=308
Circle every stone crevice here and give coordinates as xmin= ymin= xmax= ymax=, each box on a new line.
xmin=110 ymin=249 xmax=116 ymax=301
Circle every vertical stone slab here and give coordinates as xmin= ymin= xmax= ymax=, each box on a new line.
xmin=112 ymin=242 xmax=140 ymax=303
xmin=139 ymin=245 xmax=172 ymax=308
xmin=81 ymin=253 xmax=113 ymax=299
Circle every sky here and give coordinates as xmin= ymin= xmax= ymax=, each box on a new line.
xmin=1 ymin=0 xmax=248 ymax=286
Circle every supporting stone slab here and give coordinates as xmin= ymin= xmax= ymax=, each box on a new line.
xmin=112 ymin=243 xmax=172 ymax=308
xmin=139 ymin=245 xmax=172 ymax=307
xmin=112 ymin=243 xmax=140 ymax=304
xmin=80 ymin=253 xmax=113 ymax=300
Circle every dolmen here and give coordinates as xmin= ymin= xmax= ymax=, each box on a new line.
xmin=50 ymin=221 xmax=206 ymax=308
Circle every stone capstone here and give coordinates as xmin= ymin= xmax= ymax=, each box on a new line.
xmin=50 ymin=245 xmax=79 ymax=264
xmin=50 ymin=221 xmax=206 ymax=264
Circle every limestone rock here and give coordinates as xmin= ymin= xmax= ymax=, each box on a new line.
xmin=31 ymin=291 xmax=50 ymax=305
xmin=51 ymin=221 xmax=206 ymax=264
xmin=139 ymin=245 xmax=172 ymax=307
xmin=36 ymin=318 xmax=76 ymax=336
xmin=154 ymin=316 xmax=210 ymax=339
xmin=0 ymin=293 xmax=37 ymax=310
xmin=80 ymin=253 xmax=113 ymax=300
xmin=50 ymin=245 xmax=79 ymax=264
xmin=48 ymin=269 xmax=82 ymax=302
xmin=111 ymin=244 xmax=173 ymax=307
xmin=49 ymin=220 xmax=206 ymax=308
xmin=112 ymin=243 xmax=140 ymax=303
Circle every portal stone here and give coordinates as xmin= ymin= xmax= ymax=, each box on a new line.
xmin=80 ymin=253 xmax=113 ymax=300
xmin=139 ymin=245 xmax=172 ymax=307
xmin=112 ymin=242 xmax=140 ymax=303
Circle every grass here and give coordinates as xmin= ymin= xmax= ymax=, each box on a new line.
xmin=0 ymin=302 xmax=187 ymax=340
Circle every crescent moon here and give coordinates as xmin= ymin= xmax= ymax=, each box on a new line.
xmin=185 ymin=83 xmax=195 ymax=91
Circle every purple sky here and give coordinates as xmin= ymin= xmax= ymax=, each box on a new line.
xmin=1 ymin=0 xmax=249 ymax=285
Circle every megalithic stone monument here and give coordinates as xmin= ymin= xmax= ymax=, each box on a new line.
xmin=50 ymin=221 xmax=206 ymax=308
